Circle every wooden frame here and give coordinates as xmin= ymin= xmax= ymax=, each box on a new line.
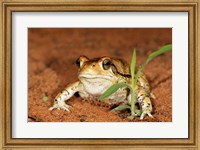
xmin=0 ymin=0 xmax=199 ymax=149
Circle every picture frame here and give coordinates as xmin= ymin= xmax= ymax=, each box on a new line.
xmin=0 ymin=0 xmax=199 ymax=149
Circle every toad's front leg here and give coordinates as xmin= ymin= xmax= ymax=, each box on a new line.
xmin=49 ymin=81 xmax=81 ymax=111
xmin=136 ymin=88 xmax=153 ymax=120
xmin=139 ymin=97 xmax=153 ymax=120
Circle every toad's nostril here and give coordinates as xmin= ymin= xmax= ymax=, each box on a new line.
xmin=92 ymin=64 xmax=95 ymax=67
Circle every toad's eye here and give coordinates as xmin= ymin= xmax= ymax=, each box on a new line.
xmin=76 ymin=58 xmax=81 ymax=67
xmin=102 ymin=59 xmax=111 ymax=70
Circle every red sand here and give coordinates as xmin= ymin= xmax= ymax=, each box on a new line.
xmin=28 ymin=28 xmax=172 ymax=122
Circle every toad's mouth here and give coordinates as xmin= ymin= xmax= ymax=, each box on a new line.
xmin=78 ymin=73 xmax=113 ymax=80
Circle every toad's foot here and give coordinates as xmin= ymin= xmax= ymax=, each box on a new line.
xmin=49 ymin=101 xmax=72 ymax=111
xmin=140 ymin=109 xmax=153 ymax=120
xmin=49 ymin=81 xmax=80 ymax=111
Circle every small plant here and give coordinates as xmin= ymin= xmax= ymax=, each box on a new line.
xmin=42 ymin=92 xmax=49 ymax=101
xmin=99 ymin=44 xmax=172 ymax=119
xmin=43 ymin=96 xmax=49 ymax=101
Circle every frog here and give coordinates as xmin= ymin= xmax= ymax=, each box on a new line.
xmin=49 ymin=56 xmax=155 ymax=120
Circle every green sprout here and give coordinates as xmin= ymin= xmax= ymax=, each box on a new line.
xmin=42 ymin=92 xmax=49 ymax=101
xmin=43 ymin=96 xmax=49 ymax=101
xmin=99 ymin=44 xmax=172 ymax=120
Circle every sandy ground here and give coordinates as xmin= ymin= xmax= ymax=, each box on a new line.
xmin=28 ymin=28 xmax=172 ymax=122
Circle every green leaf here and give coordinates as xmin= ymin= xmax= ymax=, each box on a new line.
xmin=42 ymin=96 xmax=49 ymax=101
xmin=98 ymin=83 xmax=128 ymax=100
xmin=135 ymin=109 xmax=142 ymax=116
xmin=148 ymin=44 xmax=172 ymax=61
xmin=127 ymin=115 xmax=135 ymax=120
xmin=111 ymin=104 xmax=131 ymax=111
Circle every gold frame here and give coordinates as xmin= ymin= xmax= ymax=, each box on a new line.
xmin=0 ymin=0 xmax=199 ymax=149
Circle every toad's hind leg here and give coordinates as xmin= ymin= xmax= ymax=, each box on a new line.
xmin=49 ymin=81 xmax=81 ymax=111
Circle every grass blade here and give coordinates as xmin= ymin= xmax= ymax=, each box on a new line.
xmin=111 ymin=104 xmax=131 ymax=111
xmin=148 ymin=44 xmax=172 ymax=61
xmin=130 ymin=49 xmax=137 ymax=118
xmin=98 ymin=83 xmax=128 ymax=100
xmin=135 ymin=44 xmax=172 ymax=83
xmin=135 ymin=109 xmax=142 ymax=116
xmin=131 ymin=49 xmax=136 ymax=81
